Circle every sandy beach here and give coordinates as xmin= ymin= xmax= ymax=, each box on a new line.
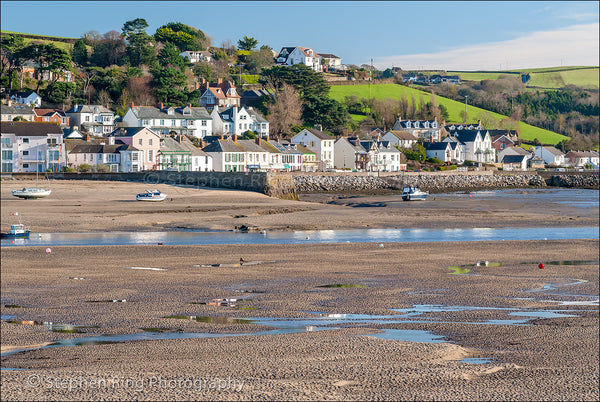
xmin=1 ymin=180 xmax=598 ymax=401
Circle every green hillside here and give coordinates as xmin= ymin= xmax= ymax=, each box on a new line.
xmin=1 ymin=30 xmax=77 ymax=52
xmin=330 ymin=83 xmax=568 ymax=144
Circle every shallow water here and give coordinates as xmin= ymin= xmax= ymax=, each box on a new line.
xmin=2 ymin=226 xmax=598 ymax=247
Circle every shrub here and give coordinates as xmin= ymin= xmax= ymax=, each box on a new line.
xmin=428 ymin=157 xmax=442 ymax=164
xmin=78 ymin=164 xmax=92 ymax=173
xmin=61 ymin=166 xmax=76 ymax=173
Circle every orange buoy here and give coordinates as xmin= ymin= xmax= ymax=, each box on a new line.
xmin=538 ymin=263 xmax=545 ymax=269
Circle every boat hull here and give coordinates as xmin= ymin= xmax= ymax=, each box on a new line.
xmin=136 ymin=194 xmax=167 ymax=202
xmin=12 ymin=189 xmax=52 ymax=199
xmin=402 ymin=194 xmax=428 ymax=201
xmin=1 ymin=232 xmax=30 ymax=238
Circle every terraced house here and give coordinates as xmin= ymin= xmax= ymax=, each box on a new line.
xmin=65 ymin=104 xmax=116 ymax=135
xmin=107 ymin=127 xmax=161 ymax=170
xmin=0 ymin=122 xmax=66 ymax=173
xmin=67 ymin=142 xmax=142 ymax=172
xmin=210 ymin=106 xmax=269 ymax=138
xmin=123 ymin=103 xmax=212 ymax=139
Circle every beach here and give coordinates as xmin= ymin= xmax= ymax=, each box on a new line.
xmin=1 ymin=180 xmax=598 ymax=401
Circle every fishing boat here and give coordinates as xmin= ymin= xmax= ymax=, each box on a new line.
xmin=135 ymin=189 xmax=167 ymax=202
xmin=402 ymin=186 xmax=428 ymax=201
xmin=1 ymin=223 xmax=31 ymax=238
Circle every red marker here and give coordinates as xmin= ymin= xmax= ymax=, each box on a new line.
xmin=538 ymin=263 xmax=545 ymax=269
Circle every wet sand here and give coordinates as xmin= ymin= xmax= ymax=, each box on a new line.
xmin=1 ymin=180 xmax=598 ymax=401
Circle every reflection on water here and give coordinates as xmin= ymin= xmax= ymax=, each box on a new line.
xmin=1 ymin=226 xmax=598 ymax=247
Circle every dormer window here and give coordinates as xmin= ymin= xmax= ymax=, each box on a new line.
xmin=167 ymin=107 xmax=175 ymax=115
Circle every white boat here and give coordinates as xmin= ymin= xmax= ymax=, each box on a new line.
xmin=12 ymin=187 xmax=52 ymax=199
xmin=136 ymin=189 xmax=167 ymax=202
xmin=402 ymin=186 xmax=428 ymax=201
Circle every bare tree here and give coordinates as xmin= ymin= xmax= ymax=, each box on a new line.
xmin=96 ymin=89 xmax=112 ymax=108
xmin=266 ymin=82 xmax=302 ymax=137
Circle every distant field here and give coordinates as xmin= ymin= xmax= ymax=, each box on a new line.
xmin=1 ymin=30 xmax=76 ymax=52
xmin=330 ymin=83 xmax=568 ymax=144
xmin=526 ymin=67 xmax=599 ymax=89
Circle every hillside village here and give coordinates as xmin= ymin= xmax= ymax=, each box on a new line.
xmin=1 ymin=24 xmax=599 ymax=174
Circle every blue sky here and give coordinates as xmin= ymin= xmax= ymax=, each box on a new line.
xmin=1 ymin=1 xmax=598 ymax=70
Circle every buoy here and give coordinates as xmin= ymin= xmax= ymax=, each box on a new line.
xmin=468 ymin=194 xmax=472 ymax=198
xmin=379 ymin=243 xmax=384 ymax=248
xmin=538 ymin=263 xmax=545 ymax=269
xmin=305 ymin=236 xmax=310 ymax=240
xmin=45 ymin=248 xmax=52 ymax=254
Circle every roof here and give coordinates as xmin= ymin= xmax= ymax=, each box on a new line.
xmin=69 ymin=143 xmax=138 ymax=154
xmin=242 ymin=89 xmax=270 ymax=98
xmin=129 ymin=106 xmax=211 ymax=120
xmin=387 ymin=130 xmax=417 ymax=141
xmin=318 ymin=53 xmax=340 ymax=59
xmin=107 ymin=127 xmax=160 ymax=138
xmin=289 ymin=143 xmax=315 ymax=155
xmin=236 ymin=139 xmax=270 ymax=153
xmin=502 ymin=155 xmax=526 ymax=164
xmin=539 ymin=146 xmax=564 ymax=156
xmin=245 ymin=107 xmax=268 ymax=123
xmin=66 ymin=104 xmax=113 ymax=114
xmin=34 ymin=109 xmax=67 ymax=117
xmin=565 ymin=150 xmax=597 ymax=158
xmin=1 ymin=104 xmax=35 ymax=115
xmin=202 ymin=139 xmax=243 ymax=153
xmin=175 ymin=136 xmax=209 ymax=156
xmin=1 ymin=121 xmax=63 ymax=136
xmin=297 ymin=128 xmax=333 ymax=141
xmin=447 ymin=130 xmax=481 ymax=143
xmin=160 ymin=137 xmax=190 ymax=153
xmin=425 ymin=142 xmax=451 ymax=151
xmin=11 ymin=91 xmax=39 ymax=98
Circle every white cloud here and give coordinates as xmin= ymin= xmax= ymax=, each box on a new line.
xmin=377 ymin=23 xmax=599 ymax=71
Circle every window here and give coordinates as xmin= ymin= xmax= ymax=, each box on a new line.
xmin=85 ymin=116 xmax=90 ymax=122
xmin=48 ymin=150 xmax=59 ymax=161
xmin=225 ymin=154 xmax=230 ymax=162
xmin=132 ymin=152 xmax=139 ymax=161
xmin=2 ymin=150 xmax=12 ymax=160
xmin=47 ymin=138 xmax=57 ymax=145
xmin=201 ymin=120 xmax=207 ymax=126
xmin=23 ymin=150 xmax=29 ymax=156
xmin=142 ymin=119 xmax=149 ymax=125
xmin=232 ymin=154 xmax=237 ymax=162
xmin=171 ymin=120 xmax=176 ymax=126
xmin=239 ymin=154 xmax=244 ymax=162
xmin=23 ymin=163 xmax=29 ymax=168
xmin=2 ymin=162 xmax=13 ymax=172
xmin=148 ymin=150 xmax=153 ymax=162
xmin=160 ymin=120 xmax=164 ymax=126
xmin=138 ymin=139 xmax=143 ymax=146
xmin=149 ymin=139 xmax=153 ymax=146
xmin=22 ymin=138 xmax=29 ymax=143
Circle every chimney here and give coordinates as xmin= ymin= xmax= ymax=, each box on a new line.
xmin=217 ymin=77 xmax=223 ymax=85
xmin=255 ymin=137 xmax=261 ymax=146
xmin=128 ymin=101 xmax=134 ymax=109
xmin=199 ymin=139 xmax=205 ymax=148
xmin=220 ymin=134 xmax=224 ymax=140
xmin=158 ymin=102 xmax=164 ymax=110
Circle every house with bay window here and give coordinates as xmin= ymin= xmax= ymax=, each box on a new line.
xmin=210 ymin=106 xmax=269 ymax=138
xmin=443 ymin=129 xmax=495 ymax=163
xmin=290 ymin=128 xmax=335 ymax=170
xmin=107 ymin=127 xmax=161 ymax=170
xmin=275 ymin=46 xmax=322 ymax=72
xmin=65 ymin=104 xmax=116 ymax=135
xmin=0 ymin=122 xmax=66 ymax=173
xmin=122 ymin=103 xmax=212 ymax=139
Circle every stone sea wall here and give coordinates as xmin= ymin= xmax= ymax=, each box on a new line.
xmin=291 ymin=172 xmax=599 ymax=194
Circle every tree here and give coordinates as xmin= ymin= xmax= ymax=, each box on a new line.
xmin=0 ymin=34 xmax=25 ymax=91
xmin=459 ymin=109 xmax=468 ymax=123
xmin=154 ymin=22 xmax=208 ymax=51
xmin=89 ymin=30 xmax=126 ymax=67
xmin=158 ymin=42 xmax=187 ymax=71
xmin=122 ymin=18 xmax=149 ymax=38
xmin=71 ymin=39 xmax=88 ymax=66
xmin=237 ymin=36 xmax=258 ymax=51
xmin=45 ymin=81 xmax=76 ymax=104
xmin=76 ymin=66 xmax=101 ymax=103
xmin=122 ymin=18 xmax=156 ymax=68
xmin=265 ymin=82 xmax=303 ymax=137
xmin=302 ymin=96 xmax=348 ymax=132
xmin=20 ymin=43 xmax=73 ymax=92
xmin=150 ymin=66 xmax=188 ymax=105
xmin=244 ymin=47 xmax=275 ymax=74
xmin=193 ymin=62 xmax=213 ymax=82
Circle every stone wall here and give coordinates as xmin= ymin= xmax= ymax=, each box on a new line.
xmin=291 ymin=172 xmax=599 ymax=193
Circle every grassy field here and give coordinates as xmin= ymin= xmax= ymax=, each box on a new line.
xmin=1 ymin=30 xmax=76 ymax=52
xmin=450 ymin=72 xmax=520 ymax=81
xmin=526 ymin=67 xmax=599 ymax=89
xmin=330 ymin=83 xmax=568 ymax=144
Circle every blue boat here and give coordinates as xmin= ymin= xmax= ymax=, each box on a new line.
xmin=1 ymin=223 xmax=31 ymax=238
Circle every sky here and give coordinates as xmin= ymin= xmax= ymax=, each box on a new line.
xmin=1 ymin=1 xmax=598 ymax=71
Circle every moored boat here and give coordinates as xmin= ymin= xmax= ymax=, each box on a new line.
xmin=136 ymin=189 xmax=167 ymax=202
xmin=12 ymin=187 xmax=52 ymax=199
xmin=402 ymin=186 xmax=428 ymax=201
xmin=1 ymin=223 xmax=31 ymax=238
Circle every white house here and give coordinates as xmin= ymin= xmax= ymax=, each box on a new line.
xmin=210 ymin=106 xmax=269 ymax=138
xmin=123 ymin=104 xmax=213 ymax=139
xmin=65 ymin=104 xmax=116 ymax=136
xmin=290 ymin=128 xmax=335 ymax=170
xmin=443 ymin=130 xmax=495 ymax=163
xmin=319 ymin=53 xmax=344 ymax=71
xmin=0 ymin=122 xmax=66 ymax=173
xmin=501 ymin=154 xmax=528 ymax=171
xmin=334 ymin=137 xmax=368 ymax=171
xmin=533 ymin=146 xmax=565 ymax=167
xmin=67 ymin=142 xmax=142 ymax=172
xmin=10 ymin=92 xmax=41 ymax=108
xmin=275 ymin=47 xmax=322 ymax=72
xmin=425 ymin=142 xmax=454 ymax=163
xmin=392 ymin=118 xmax=442 ymax=141
xmin=361 ymin=140 xmax=404 ymax=172
xmin=382 ymin=130 xmax=418 ymax=149
xmin=179 ymin=50 xmax=212 ymax=63
xmin=564 ymin=150 xmax=599 ymax=169
xmin=497 ymin=146 xmax=531 ymax=164
xmin=202 ymin=138 xmax=246 ymax=172
xmin=265 ymin=139 xmax=303 ymax=171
